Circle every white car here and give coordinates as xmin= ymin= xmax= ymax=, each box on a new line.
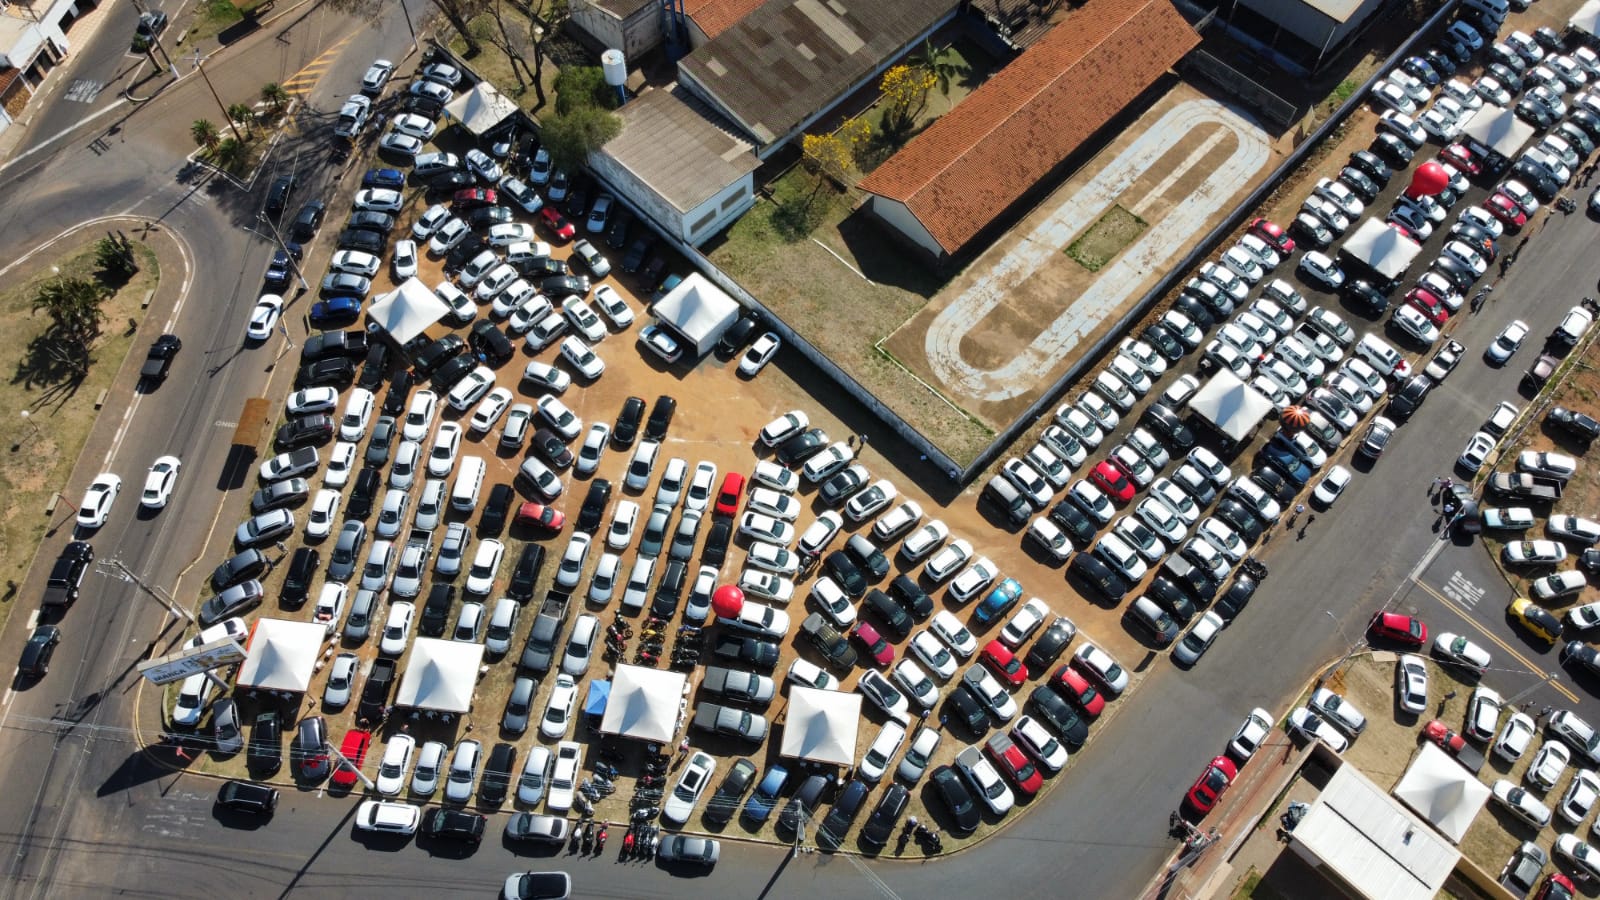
xmin=1229 ymin=708 xmax=1274 ymax=760
xmin=1486 ymin=319 xmax=1530 ymax=364
xmin=593 ymin=284 xmax=633 ymax=328
xmin=924 ymin=538 xmax=973 ymax=582
xmin=427 ymin=422 xmax=463 ymax=477
xmin=391 ymin=239 xmax=418 ymax=279
xmin=1433 ymin=632 xmax=1491 ymax=673
xmin=1312 ymin=464 xmax=1352 ymax=507
xmin=245 ymin=294 xmax=283 ymax=341
xmin=561 ymin=614 xmax=599 ymax=676
xmin=444 ymin=740 xmax=482 ymax=804
xmin=170 ymin=672 xmax=214 ymax=727
xmin=325 ymin=441 xmax=357 ymax=487
xmin=955 ymin=746 xmax=1014 ymax=815
xmin=999 ymin=598 xmax=1051 ymax=649
xmin=1528 ymin=740 xmax=1572 ymax=791
xmin=464 ymin=539 xmax=504 ymax=595
xmin=402 ymin=390 xmax=438 ymax=442
xmin=77 ymin=473 xmax=122 ymax=529
xmin=909 ymin=630 xmax=957 ymax=680
xmin=286 ymin=386 xmax=339 ymax=416
xmin=354 ymin=800 xmax=421 ymax=835
xmin=890 ymin=659 xmax=939 ymax=709
xmin=1503 ymin=540 xmax=1568 ymax=565
xmin=663 ymin=751 xmax=716 ymax=825
xmin=411 ymin=741 xmax=447 ymax=797
xmin=746 ymin=541 xmax=798 ymax=576
xmin=809 ymin=577 xmax=856 ymax=628
xmin=380 ymin=602 xmax=414 ymax=656
xmin=738 ymin=333 xmax=781 ymax=377
xmin=898 ymin=726 xmax=942 ymax=783
xmin=801 ymin=442 xmax=854 ymax=483
xmin=1549 ymin=515 xmax=1600 ymax=544
xmin=560 ymin=336 xmax=605 ymax=380
xmin=1496 ymin=712 xmax=1538 ymax=763
xmin=1395 ymin=654 xmax=1428 ymax=715
xmin=1287 ymin=707 xmax=1349 ymax=753
xmin=536 ymin=394 xmax=582 ymax=441
xmin=1308 ymin=687 xmax=1366 ymax=735
xmin=739 ymin=569 xmax=794 ymax=604
xmin=375 ymin=734 xmax=416 ymax=796
xmin=140 ymin=456 xmax=181 ymax=509
xmin=517 ymin=746 xmax=552 ymax=806
xmin=901 ymin=520 xmax=950 ymax=562
xmin=1493 ymin=779 xmax=1554 ymax=830
xmin=1072 ymin=642 xmax=1127 ymax=696
xmin=547 ymin=742 xmax=582 ymax=813
xmin=758 ymin=410 xmax=809 ymax=447
xmin=1457 ymin=431 xmax=1496 ymax=473
xmin=1464 ymin=685 xmax=1502 ymax=742
xmin=1561 ymin=768 xmax=1600 ymax=825
xmin=929 ymin=610 xmax=977 ymax=659
xmin=560 ymin=536 xmax=597 ymax=594
xmin=575 ymin=423 xmax=609 ymax=477
xmin=1390 ymin=305 xmax=1439 ymax=345
xmin=748 ymin=487 xmax=801 ymax=522
xmin=1298 ymin=251 xmax=1345 ymax=290
xmin=306 ymin=489 xmax=341 ymax=539
xmin=948 ymin=557 xmax=999 ymax=603
xmin=859 ymin=721 xmax=907 ymax=782
xmin=540 ymin=674 xmax=579 ymax=739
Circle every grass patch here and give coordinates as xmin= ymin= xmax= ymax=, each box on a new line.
xmin=1230 ymin=869 xmax=1262 ymax=900
xmin=1065 ymin=205 xmax=1148 ymax=272
xmin=183 ymin=0 xmax=270 ymax=44
xmin=1333 ymin=79 xmax=1359 ymax=102
xmin=445 ymin=13 xmax=562 ymax=117
xmin=0 ymin=241 xmax=160 ymax=634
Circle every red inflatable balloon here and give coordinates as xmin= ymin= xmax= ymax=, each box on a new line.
xmin=712 ymin=585 xmax=744 ymax=619
xmin=1404 ymin=162 xmax=1450 ymax=199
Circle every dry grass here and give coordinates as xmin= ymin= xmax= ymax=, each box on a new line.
xmin=1065 ymin=205 xmax=1148 ymax=273
xmin=0 ymin=242 xmax=159 ymax=635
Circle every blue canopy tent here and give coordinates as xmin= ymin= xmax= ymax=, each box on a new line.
xmin=583 ymin=680 xmax=611 ymax=730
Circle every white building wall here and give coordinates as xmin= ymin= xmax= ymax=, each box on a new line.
xmin=866 ymin=195 xmax=943 ymax=260
xmin=681 ymin=174 xmax=754 ymax=245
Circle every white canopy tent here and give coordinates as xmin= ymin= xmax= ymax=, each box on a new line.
xmin=1458 ymin=106 xmax=1535 ymax=159
xmin=1187 ymin=371 xmax=1274 ymax=444
xmin=1572 ymin=0 xmax=1600 ymax=37
xmin=1339 ymin=219 xmax=1422 ymax=280
xmin=234 ymin=619 xmax=326 ymax=693
xmin=600 ymin=664 xmax=688 ymax=743
xmin=1390 ymin=743 xmax=1491 ymax=843
xmin=650 ymin=272 xmax=741 ymax=357
xmin=367 ymin=278 xmax=450 ymax=345
xmin=444 ymin=81 xmax=519 ymax=136
xmin=395 ymin=638 xmax=483 ymax=714
xmin=779 ymin=686 xmax=861 ymax=766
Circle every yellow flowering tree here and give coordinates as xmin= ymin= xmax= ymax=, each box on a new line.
xmin=881 ymin=64 xmax=935 ymax=134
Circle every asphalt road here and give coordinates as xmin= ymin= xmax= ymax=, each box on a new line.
xmin=4 ymin=8 xmax=1600 ymax=900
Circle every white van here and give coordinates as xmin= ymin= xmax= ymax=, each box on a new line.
xmin=452 ymin=456 xmax=486 ymax=512
xmin=1354 ymin=333 xmax=1409 ymax=378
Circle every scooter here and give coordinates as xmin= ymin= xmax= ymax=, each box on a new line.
xmin=570 ymin=819 xmax=584 ymax=854
xmin=596 ymin=822 xmax=608 ymax=854
xmin=582 ymin=820 xmax=594 ymax=854
xmin=622 ymin=823 xmax=637 ymax=859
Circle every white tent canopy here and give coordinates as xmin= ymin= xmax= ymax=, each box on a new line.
xmin=1187 ymin=371 xmax=1274 ymax=444
xmin=779 ymin=686 xmax=861 ymax=766
xmin=1572 ymin=0 xmax=1600 ymax=36
xmin=1291 ymin=762 xmax=1459 ymax=900
xmin=600 ymin=664 xmax=688 ymax=743
xmin=395 ymin=638 xmax=483 ymax=713
xmin=1339 ymin=219 xmax=1422 ymax=280
xmin=367 ymin=277 xmax=449 ymax=345
xmin=234 ymin=619 xmax=326 ymax=693
xmin=1459 ymin=106 xmax=1535 ymax=158
xmin=1390 ymin=743 xmax=1491 ymax=843
xmin=651 ymin=272 xmax=741 ymax=357
xmin=444 ymin=81 xmax=519 ymax=135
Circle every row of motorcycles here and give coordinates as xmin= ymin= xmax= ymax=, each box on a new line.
xmin=566 ymin=745 xmax=675 ymax=861
xmin=603 ymin=616 xmax=709 ymax=669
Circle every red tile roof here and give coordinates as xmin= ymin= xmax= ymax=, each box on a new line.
xmin=683 ymin=0 xmax=768 ymax=40
xmin=858 ymin=0 xmax=1199 ymax=256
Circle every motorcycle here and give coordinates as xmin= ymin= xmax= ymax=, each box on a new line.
xmin=575 ymin=793 xmax=595 ymax=816
xmin=582 ymin=820 xmax=594 ymax=853
xmin=637 ymin=774 xmax=664 ymax=787
xmin=632 ymin=806 xmax=658 ymax=821
xmin=595 ymin=822 xmax=608 ymax=853
xmin=570 ymin=819 xmax=584 ymax=854
xmin=622 ymin=824 xmax=637 ymax=859
xmin=593 ymin=761 xmax=620 ymax=780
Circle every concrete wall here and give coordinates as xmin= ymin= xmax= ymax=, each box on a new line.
xmin=587 ymin=149 xmax=687 ymax=243
xmin=569 ymin=0 xmax=665 ymax=59
xmin=682 ymin=175 xmax=755 ymax=245
xmin=863 ymin=195 xmax=944 ymax=261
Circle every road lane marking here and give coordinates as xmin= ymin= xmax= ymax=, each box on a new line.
xmin=1412 ymin=579 xmax=1580 ymax=703
xmin=1443 ymin=571 xmax=1485 ymax=610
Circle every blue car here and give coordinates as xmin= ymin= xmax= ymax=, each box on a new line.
xmin=1259 ymin=438 xmax=1313 ymax=488
xmin=309 ymin=296 xmax=361 ymax=328
xmin=361 ymin=168 xmax=404 ymax=189
xmin=743 ymin=764 xmax=789 ymax=823
xmin=973 ymin=577 xmax=1022 ymax=624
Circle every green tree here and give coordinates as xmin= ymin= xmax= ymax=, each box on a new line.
xmin=907 ymin=40 xmax=969 ymax=96
xmin=33 ymin=276 xmax=108 ymax=365
xmin=554 ymin=66 xmax=617 ymax=114
xmin=470 ymin=1 xmax=540 ymax=92
xmin=190 ymin=119 xmax=220 ymax=152
xmin=227 ymin=102 xmax=256 ymax=137
xmin=260 ymin=82 xmax=289 ymax=114
xmin=541 ymin=106 xmax=621 ymax=172
xmin=214 ymin=137 xmax=248 ymax=172
xmin=94 ymin=237 xmax=138 ymax=282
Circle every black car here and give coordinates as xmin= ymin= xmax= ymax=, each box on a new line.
xmin=651 ymin=560 xmax=688 ymax=619
xmin=1510 ymin=159 xmax=1561 ymax=201
xmin=431 ymin=355 xmax=476 ymax=393
xmin=481 ymin=484 xmax=514 ymax=535
xmin=1212 ymin=497 xmax=1264 ymax=542
xmin=402 ymin=94 xmax=445 ymax=119
xmin=606 ymin=210 xmax=633 ymax=250
xmin=358 ymin=345 xmax=391 ymax=392
xmin=282 ymin=547 xmax=320 ymax=607
xmin=701 ymin=517 xmax=732 ymax=567
xmin=564 ymin=180 xmax=591 ymax=218
xmin=1139 ymin=323 xmax=1185 ymax=362
xmin=469 ymin=319 xmax=514 ymax=367
xmin=1400 ymin=55 xmax=1440 ymax=86
xmin=1028 ymin=685 xmax=1089 ymax=747
xmin=217 ymin=780 xmax=279 ymax=815
xmin=928 ymin=765 xmax=980 ymax=836
xmin=423 ymin=808 xmax=486 ymax=843
xmin=1140 ymin=402 xmax=1196 ymax=450
xmin=1514 ymin=99 xmax=1556 ymax=131
xmin=336 ymin=228 xmax=385 ymax=255
xmin=505 ymin=544 xmax=545 ymax=602
xmin=844 ymin=535 xmax=890 ymax=580
xmin=1430 ymin=256 xmax=1476 ymax=292
xmin=1249 ymin=466 xmax=1297 ymax=506
xmin=412 ymin=334 xmax=466 ymax=378
xmin=531 ymin=428 xmax=574 ymax=469
xmin=823 ymin=551 xmax=866 ymax=597
xmin=1337 ymin=167 xmax=1380 ymax=204
xmin=1388 ymin=374 xmax=1433 ymax=419
xmin=863 ymin=590 xmax=912 ymax=639
xmin=296 ymin=357 xmax=355 ymax=388
xmin=623 ymin=234 xmax=654 ymax=272
xmin=817 ymin=779 xmax=869 ymax=850
xmin=1214 ymin=571 xmax=1261 ymax=624
xmin=537 ymin=274 xmax=589 ymax=297
xmin=776 ymin=428 xmax=829 ymax=465
xmin=519 ymin=257 xmax=567 ymax=278
xmin=645 ymin=395 xmax=677 ymax=442
xmin=1163 ymin=556 xmax=1220 ymax=603
xmin=276 ymin=414 xmax=334 ymax=449
xmin=425 ymin=170 xmax=476 ymax=190
xmin=1170 ymin=293 xmax=1217 ymax=328
xmin=859 ymin=782 xmax=908 ymax=849
xmin=705 ymin=758 xmax=758 ymax=826
xmin=612 ymin=396 xmax=645 ymax=447
xmin=466 ymin=206 xmax=514 ymax=229
xmin=1549 ymin=406 xmax=1600 ymax=442
xmin=1488 ymin=62 xmax=1525 ymax=94
xmin=1571 ymin=108 xmax=1600 ymax=142
xmin=381 ymin=373 xmax=414 ymax=416
xmin=1068 ymin=553 xmax=1130 ymax=603
xmin=478 ymin=743 xmax=516 ymax=807
xmin=799 ymin=612 xmax=858 ymax=668
xmin=1371 ymin=133 xmax=1415 ymax=167
xmin=445 ymin=236 xmax=492 ymax=271
xmin=888 ymin=574 xmax=933 ymax=621
xmin=711 ymin=635 xmax=780 ymax=671
xmin=1025 ymin=616 xmax=1077 ymax=672
xmin=301 ymin=331 xmax=356 ymax=362
xmin=265 ymin=173 xmax=296 ymax=218
xmin=1347 ymin=149 xmax=1391 ymax=185
xmin=576 ymin=479 xmax=612 ymax=533
xmin=345 ymin=210 xmax=395 ymax=236
xmin=945 ymin=684 xmax=989 ymax=733
xmin=1423 ymin=46 xmax=1458 ymax=77
xmin=1047 ymin=498 xmax=1098 ymax=544
xmin=211 ymin=549 xmax=269 ymax=592
xmin=421 ymin=584 xmax=455 ymax=637
xmin=248 ymin=711 xmax=282 ymax=774
xmin=18 ymin=625 xmax=59 ymax=677
xmin=289 ymin=200 xmax=326 ymax=242
xmin=1146 ymin=575 xmax=1197 ymax=624
xmin=778 ymin=775 xmax=829 ymax=836
xmin=263 ymin=250 xmax=294 ymax=290
xmin=347 ymin=466 xmax=382 ymax=519
xmin=1343 ymin=279 xmax=1388 ymax=315
xmin=717 ymin=317 xmax=760 ymax=358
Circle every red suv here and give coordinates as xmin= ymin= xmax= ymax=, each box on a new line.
xmin=984 ymin=733 xmax=1043 ymax=797
xmin=715 ymin=472 xmax=745 ymax=518
xmin=1185 ymin=755 xmax=1237 ymax=814
xmin=1368 ymin=611 xmax=1427 ymax=647
xmin=854 ymin=621 xmax=893 ymax=667
xmin=1052 ymin=664 xmax=1106 ymax=718
xmin=329 ymin=729 xmax=372 ymax=790
xmin=981 ymin=640 xmax=1028 ymax=688
xmin=1090 ymin=460 xmax=1135 ymax=504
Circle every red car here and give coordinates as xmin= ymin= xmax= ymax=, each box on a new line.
xmin=714 ymin=472 xmax=745 ymax=518
xmin=1485 ymin=192 xmax=1527 ymax=230
xmin=514 ymin=501 xmax=565 ymax=531
xmin=1404 ymin=288 xmax=1448 ymax=325
xmin=1439 ymin=144 xmax=1480 ymax=176
xmin=984 ymin=732 xmax=1043 ymax=797
xmin=854 ymin=621 xmax=893 ymax=667
xmin=539 ymin=207 xmax=576 ymax=241
xmin=1247 ymin=217 xmax=1296 ymax=255
xmin=1535 ymin=872 xmax=1576 ymax=900
xmin=981 ymin=640 xmax=1028 ymax=688
xmin=329 ymin=729 xmax=372 ymax=790
xmin=1422 ymin=719 xmax=1468 ymax=756
xmin=1185 ymin=755 xmax=1237 ymax=814
xmin=453 ymin=187 xmax=497 ymax=209
xmin=1090 ymin=460 xmax=1135 ymax=504
xmin=1052 ymin=664 xmax=1106 ymax=718
xmin=1368 ymin=611 xmax=1427 ymax=647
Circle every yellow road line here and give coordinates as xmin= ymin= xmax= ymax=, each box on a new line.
xmin=1412 ymin=579 xmax=1580 ymax=703
xmin=276 ymin=34 xmax=356 ymax=95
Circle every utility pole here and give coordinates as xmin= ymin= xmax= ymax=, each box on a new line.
xmin=325 ymin=738 xmax=376 ymax=791
xmin=97 ymin=558 xmax=194 ymax=624
xmin=399 ymin=0 xmax=419 ymax=54
xmin=1504 ymin=671 xmax=1561 ymax=710
xmin=194 ymin=56 xmax=245 ymax=142
xmin=257 ymin=212 xmax=310 ymax=290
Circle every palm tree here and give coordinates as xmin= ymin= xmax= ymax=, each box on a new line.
xmin=227 ymin=103 xmax=256 ymax=138
xmin=190 ymin=119 xmax=220 ymax=152
xmin=214 ymin=137 xmax=247 ymax=172
xmin=908 ymin=39 xmax=969 ymax=97
xmin=260 ymin=83 xmax=289 ymax=115
xmin=33 ymin=276 xmax=107 ymax=347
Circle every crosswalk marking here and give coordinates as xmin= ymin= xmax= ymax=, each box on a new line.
xmin=63 ymin=79 xmax=104 ymax=103
xmin=1443 ymin=570 xmax=1486 ymax=609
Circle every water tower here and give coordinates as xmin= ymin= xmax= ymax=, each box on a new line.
xmin=602 ymin=49 xmax=628 ymax=107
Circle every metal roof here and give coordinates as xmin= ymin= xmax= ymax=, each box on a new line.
xmin=600 ymin=87 xmax=759 ymax=214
